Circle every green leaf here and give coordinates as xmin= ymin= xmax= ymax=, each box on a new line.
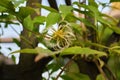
xmin=110 ymin=0 xmax=120 ymax=2
xmin=61 ymin=46 xmax=107 ymax=57
xmin=13 ymin=38 xmax=20 ymax=47
xmin=73 ymin=2 xmax=99 ymax=15
xmin=61 ymin=75 xmax=73 ymax=80
xmin=73 ymin=16 xmax=96 ymax=30
xmin=65 ymin=13 xmax=77 ymax=22
xmin=47 ymin=59 xmax=64 ymax=74
xmin=89 ymin=0 xmax=98 ymax=8
xmin=0 ymin=0 xmax=15 ymax=13
xmin=0 ymin=6 xmax=7 ymax=12
xmin=70 ymin=23 xmax=82 ymax=33
xmin=35 ymin=47 xmax=53 ymax=54
xmin=11 ymin=55 xmax=16 ymax=64
xmin=35 ymin=3 xmax=58 ymax=12
xmin=96 ymin=74 xmax=106 ymax=80
xmin=23 ymin=15 xmax=33 ymax=31
xmin=33 ymin=16 xmax=46 ymax=24
xmin=17 ymin=7 xmax=35 ymax=21
xmin=110 ymin=26 xmax=120 ymax=34
xmin=59 ymin=5 xmax=73 ymax=19
xmin=10 ymin=0 xmax=25 ymax=8
xmin=86 ymin=41 xmax=108 ymax=49
xmin=46 ymin=12 xmax=61 ymax=27
xmin=74 ymin=73 xmax=90 ymax=80
xmin=65 ymin=72 xmax=90 ymax=80
xmin=112 ymin=50 xmax=120 ymax=54
xmin=110 ymin=46 xmax=120 ymax=50
xmin=34 ymin=47 xmax=53 ymax=61
xmin=11 ymin=47 xmax=53 ymax=55
xmin=11 ymin=48 xmax=37 ymax=54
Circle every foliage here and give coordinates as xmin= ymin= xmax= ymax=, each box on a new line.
xmin=0 ymin=0 xmax=120 ymax=80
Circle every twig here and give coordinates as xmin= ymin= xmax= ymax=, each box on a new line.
xmin=94 ymin=59 xmax=109 ymax=80
xmin=55 ymin=55 xmax=76 ymax=80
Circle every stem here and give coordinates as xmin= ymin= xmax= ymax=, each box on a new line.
xmin=94 ymin=59 xmax=109 ymax=80
xmin=55 ymin=55 xmax=76 ymax=80
xmin=104 ymin=64 xmax=116 ymax=80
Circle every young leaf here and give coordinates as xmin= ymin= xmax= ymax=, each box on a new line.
xmin=59 ymin=5 xmax=73 ymax=19
xmin=46 ymin=12 xmax=61 ymax=27
xmin=61 ymin=46 xmax=107 ymax=57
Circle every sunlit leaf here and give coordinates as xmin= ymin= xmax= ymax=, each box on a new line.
xmin=23 ymin=15 xmax=33 ymax=31
xmin=33 ymin=16 xmax=46 ymax=24
xmin=11 ymin=47 xmax=53 ymax=61
xmin=110 ymin=46 xmax=120 ymax=50
xmin=61 ymin=46 xmax=107 ymax=57
xmin=112 ymin=50 xmax=120 ymax=54
xmin=59 ymin=5 xmax=73 ymax=19
xmin=35 ymin=47 xmax=53 ymax=54
xmin=96 ymin=74 xmax=105 ymax=80
xmin=46 ymin=12 xmax=61 ymax=27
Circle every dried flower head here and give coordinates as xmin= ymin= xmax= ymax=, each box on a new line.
xmin=46 ymin=24 xmax=75 ymax=50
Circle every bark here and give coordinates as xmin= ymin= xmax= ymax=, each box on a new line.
xmin=48 ymin=0 xmax=58 ymax=10
xmin=65 ymin=0 xmax=71 ymax=5
xmin=17 ymin=0 xmax=51 ymax=80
